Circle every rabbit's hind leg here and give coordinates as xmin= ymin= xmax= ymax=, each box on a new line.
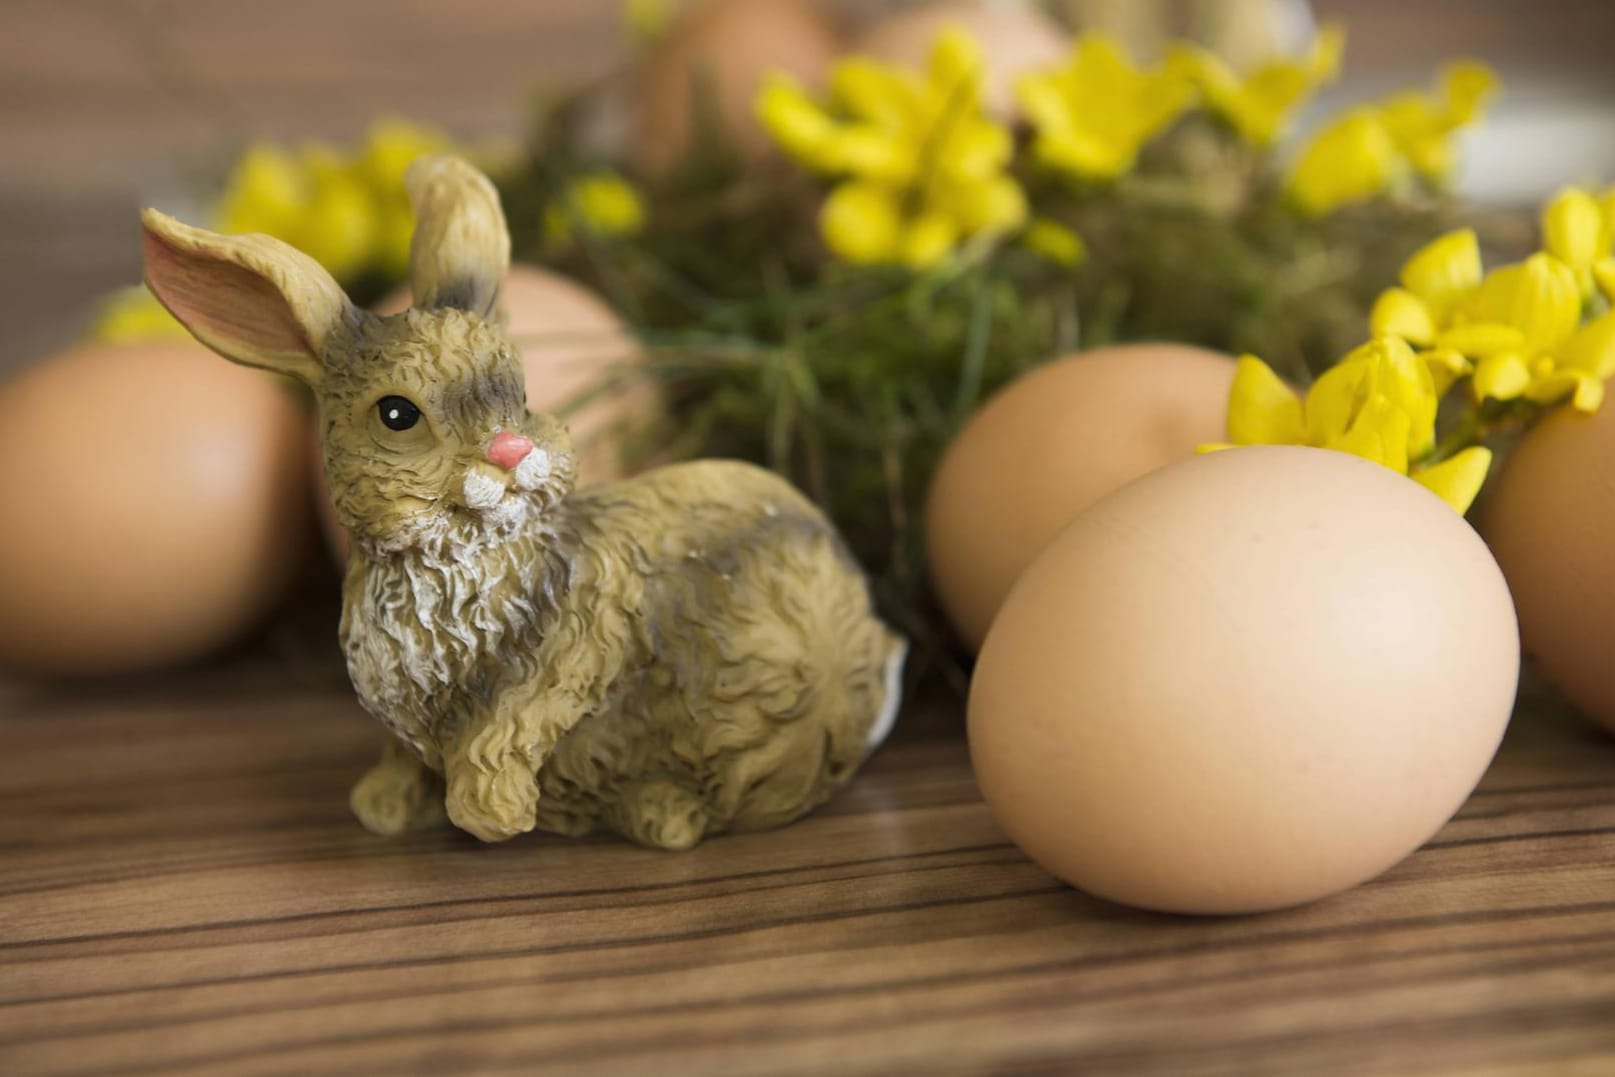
xmin=606 ymin=779 xmax=710 ymax=850
xmin=708 ymin=723 xmax=837 ymax=834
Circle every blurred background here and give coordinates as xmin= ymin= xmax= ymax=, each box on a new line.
xmin=4 ymin=0 xmax=1615 ymax=370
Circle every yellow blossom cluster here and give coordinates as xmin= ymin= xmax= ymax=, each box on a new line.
xmin=1214 ymin=337 xmax=1491 ymax=514
xmin=1020 ymin=25 xmax=1346 ymax=183
xmin=1285 ymin=61 xmax=1497 ymax=216
xmin=756 ymin=21 xmax=1492 ymax=269
xmin=1166 ymin=25 xmax=1344 ymax=148
xmin=1371 ymin=193 xmax=1615 ymax=412
xmin=755 ymin=23 xmax=1349 ymax=269
xmin=1018 ymin=36 xmax=1196 ymax=183
xmin=95 ymin=119 xmax=470 ymax=342
xmin=1218 ymin=189 xmax=1615 ymax=514
xmin=213 ymin=118 xmax=454 ymax=281
xmin=756 ymin=29 xmax=1028 ymax=269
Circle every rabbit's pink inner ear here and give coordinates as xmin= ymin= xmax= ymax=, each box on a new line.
xmin=142 ymin=225 xmax=326 ymax=385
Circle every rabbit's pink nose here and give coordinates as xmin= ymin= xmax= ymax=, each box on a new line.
xmin=485 ymin=431 xmax=534 ymax=470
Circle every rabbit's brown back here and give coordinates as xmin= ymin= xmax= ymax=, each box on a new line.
xmin=531 ymin=459 xmax=904 ymax=843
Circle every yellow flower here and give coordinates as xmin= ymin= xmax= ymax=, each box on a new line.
xmin=298 ymin=144 xmax=379 ymax=279
xmin=88 ymin=286 xmax=188 ymax=344
xmin=1372 ymin=227 xmax=1506 ymax=358
xmin=1410 ymin=448 xmax=1494 ymax=515
xmin=756 ymin=76 xmax=841 ymax=166
xmin=1543 ymin=186 xmax=1615 ymax=299
xmin=1022 ymin=218 xmax=1086 ymax=267
xmin=1217 ymin=338 xmax=1488 ymax=512
xmin=1372 ymin=223 xmax=1615 ymax=414
xmin=1168 ymin=23 xmax=1344 ymax=146
xmin=215 ymin=140 xmax=378 ymax=277
xmin=1591 ymin=188 xmax=1615 ymax=304
xmin=1285 ymin=60 xmax=1497 ymax=216
xmin=213 ymin=143 xmax=308 ymax=240
xmin=819 ymin=181 xmax=902 ymax=264
xmin=1377 ymin=61 xmax=1497 ymax=182
xmin=545 ymin=171 xmax=648 ymax=248
xmin=1465 ymin=254 xmax=1614 ymax=411
xmin=1369 ymin=228 xmax=1483 ymax=388
xmin=1285 ymin=109 xmax=1402 ymax=216
xmin=1313 ymin=337 xmax=1441 ymax=460
xmin=757 ymin=29 xmax=1027 ymax=268
xmin=210 ymin=118 xmax=454 ymax=282
xmin=1018 ymin=34 xmax=1194 ymax=182
xmin=1400 ymin=227 xmax=1484 ymax=319
xmin=356 ymin=118 xmax=452 ymax=277
xmin=1225 ymin=339 xmax=1433 ymax=464
xmin=355 ymin=117 xmax=453 ymax=196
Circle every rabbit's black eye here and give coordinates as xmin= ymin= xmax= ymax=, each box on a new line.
xmin=377 ymin=396 xmax=421 ymax=432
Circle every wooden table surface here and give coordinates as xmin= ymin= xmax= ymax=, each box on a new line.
xmin=2 ymin=678 xmax=1614 ymax=1076
xmin=6 ymin=2 xmax=1615 ymax=1074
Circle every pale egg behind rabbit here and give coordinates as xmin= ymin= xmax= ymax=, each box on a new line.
xmin=141 ymin=155 xmax=905 ymax=848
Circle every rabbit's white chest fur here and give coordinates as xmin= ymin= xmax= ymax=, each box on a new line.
xmin=340 ymin=514 xmax=566 ymax=764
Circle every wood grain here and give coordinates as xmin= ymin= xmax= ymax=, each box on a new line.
xmin=5 ymin=4 xmax=1615 ymax=1073
xmin=2 ymin=681 xmax=1614 ymax=1076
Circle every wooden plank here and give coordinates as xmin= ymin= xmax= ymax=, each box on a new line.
xmin=1 ymin=682 xmax=1613 ymax=1075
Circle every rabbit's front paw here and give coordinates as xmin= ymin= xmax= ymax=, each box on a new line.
xmin=445 ymin=756 xmax=539 ymax=843
xmin=350 ymin=744 xmax=447 ymax=836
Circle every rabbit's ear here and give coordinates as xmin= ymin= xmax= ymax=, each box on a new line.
xmin=405 ymin=154 xmax=509 ymax=320
xmin=141 ymin=209 xmax=353 ymax=386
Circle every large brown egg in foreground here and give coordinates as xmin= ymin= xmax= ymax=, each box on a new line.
xmin=1481 ymin=403 xmax=1615 ymax=735
xmin=969 ymin=446 xmax=1520 ymax=915
xmin=632 ymin=0 xmax=844 ymax=179
xmin=318 ymin=265 xmax=652 ymax=560
xmin=0 ymin=340 xmax=310 ymax=675
xmin=926 ymin=343 xmax=1236 ymax=650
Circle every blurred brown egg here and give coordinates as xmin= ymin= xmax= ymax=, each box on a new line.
xmin=1481 ymin=404 xmax=1615 ymax=735
xmin=855 ymin=0 xmax=1070 ymax=120
xmin=318 ymin=265 xmax=653 ymax=560
xmin=0 ymin=340 xmax=311 ymax=675
xmin=926 ymin=343 xmax=1236 ymax=649
xmin=632 ymin=0 xmax=844 ymax=178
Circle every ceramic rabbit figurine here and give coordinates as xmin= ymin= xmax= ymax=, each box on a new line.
xmin=141 ymin=155 xmax=905 ymax=849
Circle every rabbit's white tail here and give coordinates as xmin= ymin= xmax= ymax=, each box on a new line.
xmin=865 ymin=638 xmax=908 ymax=755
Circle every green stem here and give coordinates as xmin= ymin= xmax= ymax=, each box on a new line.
xmin=1427 ymin=405 xmax=1485 ymax=465
xmin=1426 ymin=399 xmax=1533 ymax=466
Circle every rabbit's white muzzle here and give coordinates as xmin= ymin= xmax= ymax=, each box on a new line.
xmin=462 ymin=469 xmax=509 ymax=513
xmin=460 ymin=441 xmax=557 ymax=531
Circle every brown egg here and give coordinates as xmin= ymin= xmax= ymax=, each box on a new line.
xmin=970 ymin=446 xmax=1520 ymax=915
xmin=632 ymin=0 xmax=844 ymax=178
xmin=319 ymin=265 xmax=653 ymax=560
xmin=1481 ymin=405 xmax=1615 ymax=735
xmin=855 ymin=0 xmax=1070 ymax=120
xmin=926 ymin=343 xmax=1236 ymax=650
xmin=0 ymin=340 xmax=310 ymax=675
